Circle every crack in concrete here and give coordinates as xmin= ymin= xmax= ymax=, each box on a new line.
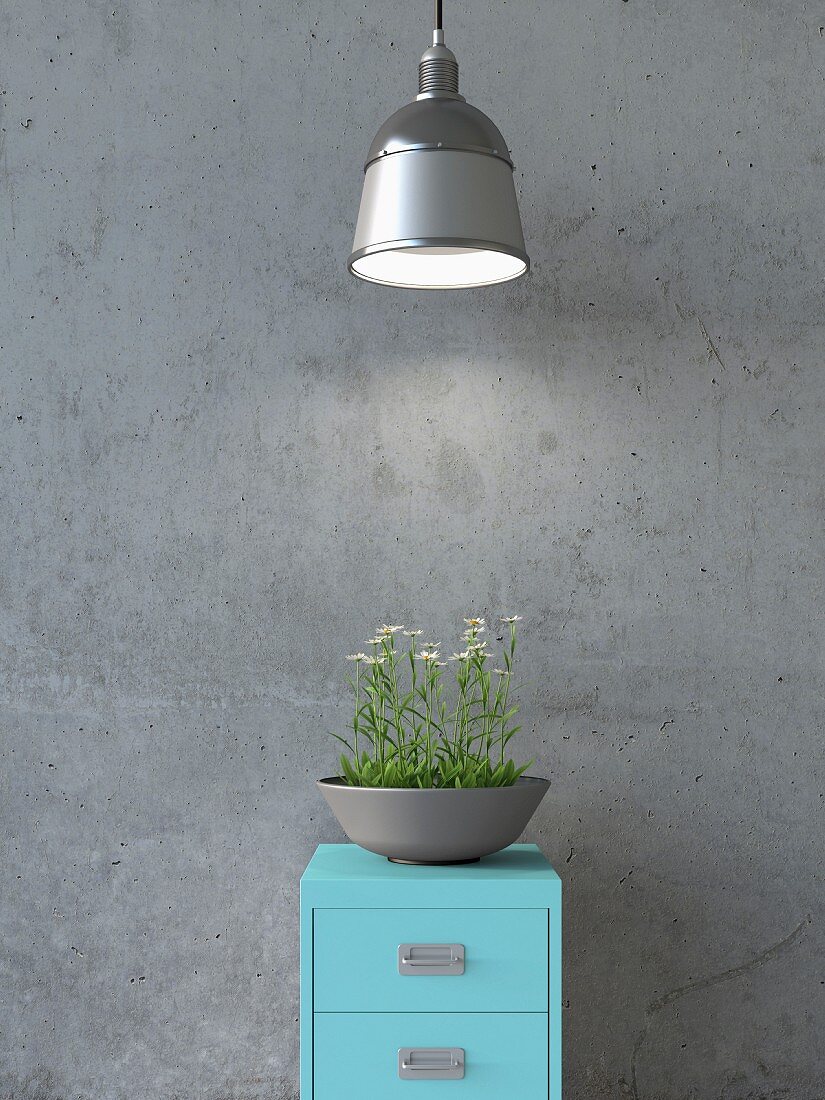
xmin=621 ymin=915 xmax=811 ymax=1100
xmin=697 ymin=316 xmax=727 ymax=371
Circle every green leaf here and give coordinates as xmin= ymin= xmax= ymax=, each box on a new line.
xmin=339 ymin=753 xmax=361 ymax=786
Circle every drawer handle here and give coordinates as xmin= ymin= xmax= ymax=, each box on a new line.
xmin=397 ymin=943 xmax=465 ymax=975
xmin=398 ymin=1047 xmax=465 ymax=1080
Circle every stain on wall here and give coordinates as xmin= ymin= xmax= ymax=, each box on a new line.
xmin=1 ymin=2 xmax=824 ymax=1098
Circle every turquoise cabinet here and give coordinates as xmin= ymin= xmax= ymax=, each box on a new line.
xmin=301 ymin=844 xmax=561 ymax=1099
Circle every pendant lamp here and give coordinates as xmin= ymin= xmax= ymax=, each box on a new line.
xmin=347 ymin=1 xmax=529 ymax=290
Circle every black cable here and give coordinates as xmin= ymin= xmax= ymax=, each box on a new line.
xmin=435 ymin=0 xmax=443 ymax=31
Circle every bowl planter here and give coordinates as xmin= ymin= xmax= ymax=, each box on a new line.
xmin=321 ymin=616 xmax=546 ymax=863
xmin=317 ymin=775 xmax=549 ymax=864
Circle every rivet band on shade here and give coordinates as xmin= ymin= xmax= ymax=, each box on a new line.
xmin=365 ymin=143 xmax=514 ymax=171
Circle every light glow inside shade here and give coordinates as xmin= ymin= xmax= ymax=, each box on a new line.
xmin=350 ymin=245 xmax=527 ymax=290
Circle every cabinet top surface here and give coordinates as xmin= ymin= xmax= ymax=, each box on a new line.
xmin=301 ymin=843 xmax=560 ymax=883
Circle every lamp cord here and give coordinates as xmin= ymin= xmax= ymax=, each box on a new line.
xmin=434 ymin=0 xmax=442 ymax=32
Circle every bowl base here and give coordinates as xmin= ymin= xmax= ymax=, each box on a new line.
xmin=388 ymin=856 xmax=481 ymax=866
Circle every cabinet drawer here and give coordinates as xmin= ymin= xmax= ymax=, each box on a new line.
xmin=313 ymin=908 xmax=548 ymax=1012
xmin=314 ymin=1012 xmax=548 ymax=1098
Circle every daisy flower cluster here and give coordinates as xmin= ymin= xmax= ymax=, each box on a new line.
xmin=334 ymin=614 xmax=530 ymax=789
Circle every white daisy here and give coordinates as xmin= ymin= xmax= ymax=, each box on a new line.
xmin=345 ymin=653 xmax=368 ymax=662
xmin=500 ymin=615 xmax=523 ymax=623
xmin=464 ymin=617 xmax=486 ymax=627
xmin=403 ymin=629 xmax=423 ymax=637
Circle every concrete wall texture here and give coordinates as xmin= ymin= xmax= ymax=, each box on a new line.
xmin=1 ymin=0 xmax=823 ymax=1097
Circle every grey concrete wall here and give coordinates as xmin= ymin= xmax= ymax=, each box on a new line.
xmin=1 ymin=1 xmax=823 ymax=1098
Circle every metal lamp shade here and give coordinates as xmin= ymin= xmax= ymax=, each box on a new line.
xmin=348 ymin=95 xmax=529 ymax=290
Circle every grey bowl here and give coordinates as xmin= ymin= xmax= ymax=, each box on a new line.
xmin=317 ymin=776 xmax=549 ymax=864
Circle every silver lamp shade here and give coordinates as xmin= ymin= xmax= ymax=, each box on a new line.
xmin=348 ymin=32 xmax=529 ymax=290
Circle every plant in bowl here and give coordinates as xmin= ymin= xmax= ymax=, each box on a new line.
xmin=317 ymin=616 xmax=549 ymax=864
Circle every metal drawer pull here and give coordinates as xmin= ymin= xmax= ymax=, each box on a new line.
xmin=397 ymin=943 xmax=465 ymax=975
xmin=398 ymin=1047 xmax=465 ymax=1080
